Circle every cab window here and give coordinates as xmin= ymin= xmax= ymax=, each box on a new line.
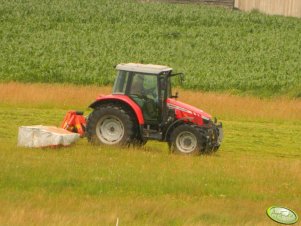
xmin=113 ymin=71 xmax=129 ymax=94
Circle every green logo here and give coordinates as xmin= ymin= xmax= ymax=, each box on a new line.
xmin=267 ymin=206 xmax=298 ymax=225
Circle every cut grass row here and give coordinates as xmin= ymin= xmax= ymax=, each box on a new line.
xmin=0 ymin=0 xmax=301 ymax=97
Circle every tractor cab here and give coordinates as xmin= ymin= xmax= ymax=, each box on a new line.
xmin=113 ymin=63 xmax=177 ymax=124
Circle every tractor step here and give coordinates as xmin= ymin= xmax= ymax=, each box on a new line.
xmin=143 ymin=127 xmax=162 ymax=140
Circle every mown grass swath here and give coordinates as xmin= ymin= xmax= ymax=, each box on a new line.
xmin=0 ymin=0 xmax=301 ymax=97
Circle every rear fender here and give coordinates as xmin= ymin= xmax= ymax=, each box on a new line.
xmin=89 ymin=94 xmax=144 ymax=125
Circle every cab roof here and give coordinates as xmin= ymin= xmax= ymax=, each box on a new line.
xmin=116 ymin=63 xmax=173 ymax=74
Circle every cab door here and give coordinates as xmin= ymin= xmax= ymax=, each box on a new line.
xmin=128 ymin=73 xmax=159 ymax=123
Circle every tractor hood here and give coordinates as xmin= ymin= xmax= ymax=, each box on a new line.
xmin=166 ymin=98 xmax=212 ymax=126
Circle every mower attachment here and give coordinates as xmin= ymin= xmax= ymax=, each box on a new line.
xmin=61 ymin=111 xmax=86 ymax=137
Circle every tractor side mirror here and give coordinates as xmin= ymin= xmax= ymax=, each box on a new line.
xmin=179 ymin=73 xmax=184 ymax=84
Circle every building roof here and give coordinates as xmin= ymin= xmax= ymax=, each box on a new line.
xmin=116 ymin=63 xmax=173 ymax=74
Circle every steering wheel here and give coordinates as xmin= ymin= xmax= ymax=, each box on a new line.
xmin=143 ymin=87 xmax=157 ymax=99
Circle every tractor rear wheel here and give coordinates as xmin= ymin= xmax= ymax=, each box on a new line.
xmin=170 ymin=124 xmax=205 ymax=155
xmin=86 ymin=105 xmax=135 ymax=146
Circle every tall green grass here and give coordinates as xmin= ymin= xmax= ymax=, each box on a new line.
xmin=0 ymin=0 xmax=301 ymax=97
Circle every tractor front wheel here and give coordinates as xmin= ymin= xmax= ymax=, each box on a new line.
xmin=170 ymin=124 xmax=204 ymax=155
xmin=86 ymin=105 xmax=135 ymax=146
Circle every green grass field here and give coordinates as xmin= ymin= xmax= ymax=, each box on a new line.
xmin=0 ymin=89 xmax=301 ymax=225
xmin=1 ymin=0 xmax=301 ymax=224
xmin=0 ymin=0 xmax=301 ymax=97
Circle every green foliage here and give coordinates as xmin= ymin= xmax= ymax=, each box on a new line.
xmin=0 ymin=0 xmax=301 ymax=97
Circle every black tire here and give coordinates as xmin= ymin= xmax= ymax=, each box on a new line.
xmin=170 ymin=124 xmax=205 ymax=155
xmin=86 ymin=105 xmax=135 ymax=146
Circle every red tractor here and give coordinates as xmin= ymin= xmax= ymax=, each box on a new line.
xmin=83 ymin=63 xmax=223 ymax=155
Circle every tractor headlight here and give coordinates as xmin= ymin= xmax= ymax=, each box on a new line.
xmin=202 ymin=116 xmax=210 ymax=124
